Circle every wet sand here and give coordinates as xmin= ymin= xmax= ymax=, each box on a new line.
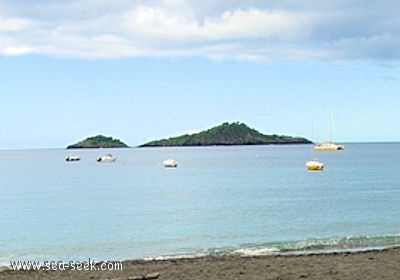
xmin=1 ymin=247 xmax=400 ymax=280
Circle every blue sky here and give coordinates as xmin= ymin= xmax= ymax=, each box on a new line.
xmin=1 ymin=1 xmax=399 ymax=149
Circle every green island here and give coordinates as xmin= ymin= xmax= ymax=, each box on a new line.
xmin=139 ymin=122 xmax=311 ymax=147
xmin=66 ymin=135 xmax=128 ymax=149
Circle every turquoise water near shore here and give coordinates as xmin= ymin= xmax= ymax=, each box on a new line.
xmin=1 ymin=143 xmax=400 ymax=265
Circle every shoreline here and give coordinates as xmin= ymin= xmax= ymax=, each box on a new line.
xmin=2 ymin=247 xmax=400 ymax=280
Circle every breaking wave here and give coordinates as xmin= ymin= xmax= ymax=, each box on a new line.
xmin=153 ymin=233 xmax=400 ymax=260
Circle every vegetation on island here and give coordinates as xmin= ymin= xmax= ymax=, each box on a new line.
xmin=139 ymin=122 xmax=311 ymax=147
xmin=66 ymin=135 xmax=129 ymax=149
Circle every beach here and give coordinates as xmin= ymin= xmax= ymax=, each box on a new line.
xmin=2 ymin=247 xmax=400 ymax=280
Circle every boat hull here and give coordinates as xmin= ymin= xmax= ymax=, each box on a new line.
xmin=97 ymin=154 xmax=116 ymax=162
xmin=163 ymin=159 xmax=178 ymax=168
xmin=313 ymin=142 xmax=344 ymax=151
xmin=306 ymin=160 xmax=324 ymax=171
xmin=65 ymin=156 xmax=81 ymax=162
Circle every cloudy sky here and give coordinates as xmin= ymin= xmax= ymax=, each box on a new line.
xmin=1 ymin=0 xmax=399 ymax=148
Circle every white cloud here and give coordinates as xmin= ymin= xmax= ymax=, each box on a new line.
xmin=0 ymin=1 xmax=399 ymax=62
xmin=202 ymin=9 xmax=309 ymax=40
xmin=3 ymin=46 xmax=34 ymax=55
xmin=0 ymin=17 xmax=32 ymax=32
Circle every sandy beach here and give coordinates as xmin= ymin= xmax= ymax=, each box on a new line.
xmin=2 ymin=247 xmax=400 ymax=280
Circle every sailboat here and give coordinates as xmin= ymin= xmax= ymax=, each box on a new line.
xmin=313 ymin=114 xmax=344 ymax=151
xmin=313 ymin=142 xmax=344 ymax=151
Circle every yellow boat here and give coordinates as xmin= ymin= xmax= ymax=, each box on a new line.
xmin=305 ymin=160 xmax=324 ymax=171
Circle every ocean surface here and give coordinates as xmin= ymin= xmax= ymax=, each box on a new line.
xmin=1 ymin=143 xmax=400 ymax=266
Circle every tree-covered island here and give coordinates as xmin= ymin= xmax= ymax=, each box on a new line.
xmin=66 ymin=135 xmax=129 ymax=149
xmin=139 ymin=122 xmax=311 ymax=147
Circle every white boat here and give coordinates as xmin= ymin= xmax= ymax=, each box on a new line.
xmin=306 ymin=160 xmax=324 ymax=171
xmin=65 ymin=156 xmax=81 ymax=162
xmin=97 ymin=154 xmax=116 ymax=162
xmin=313 ymin=142 xmax=344 ymax=151
xmin=313 ymin=114 xmax=344 ymax=151
xmin=163 ymin=159 xmax=178 ymax=168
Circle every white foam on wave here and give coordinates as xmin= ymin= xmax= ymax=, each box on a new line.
xmin=145 ymin=252 xmax=209 ymax=261
xmin=234 ymin=247 xmax=280 ymax=256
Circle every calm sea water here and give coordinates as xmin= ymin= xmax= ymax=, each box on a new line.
xmin=1 ymin=143 xmax=400 ymax=265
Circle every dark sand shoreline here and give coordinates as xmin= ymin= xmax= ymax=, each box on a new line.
xmin=2 ymin=247 xmax=400 ymax=280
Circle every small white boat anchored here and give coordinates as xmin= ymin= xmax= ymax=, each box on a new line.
xmin=65 ymin=156 xmax=81 ymax=162
xmin=163 ymin=159 xmax=178 ymax=168
xmin=313 ymin=142 xmax=344 ymax=151
xmin=306 ymin=160 xmax=324 ymax=171
xmin=97 ymin=154 xmax=116 ymax=162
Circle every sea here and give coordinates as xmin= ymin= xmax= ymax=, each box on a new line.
xmin=1 ymin=143 xmax=400 ymax=266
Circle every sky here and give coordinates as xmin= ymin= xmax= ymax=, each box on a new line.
xmin=1 ymin=0 xmax=400 ymax=149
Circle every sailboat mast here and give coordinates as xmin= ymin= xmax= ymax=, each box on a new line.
xmin=329 ymin=113 xmax=333 ymax=142
xmin=311 ymin=117 xmax=315 ymax=143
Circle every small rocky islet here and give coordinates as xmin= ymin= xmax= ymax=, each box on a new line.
xmin=66 ymin=135 xmax=129 ymax=149
xmin=139 ymin=122 xmax=311 ymax=147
